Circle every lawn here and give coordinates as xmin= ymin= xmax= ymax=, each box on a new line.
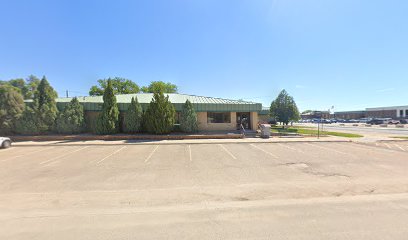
xmin=271 ymin=126 xmax=363 ymax=138
xmin=390 ymin=136 xmax=408 ymax=140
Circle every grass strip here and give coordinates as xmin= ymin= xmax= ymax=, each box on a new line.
xmin=271 ymin=126 xmax=363 ymax=138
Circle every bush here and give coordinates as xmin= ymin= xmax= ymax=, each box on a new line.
xmin=0 ymin=85 xmax=25 ymax=134
xmin=95 ymin=79 xmax=119 ymax=134
xmin=123 ymin=97 xmax=143 ymax=133
xmin=15 ymin=106 xmax=42 ymax=135
xmin=55 ymin=97 xmax=85 ymax=134
xmin=143 ymin=91 xmax=175 ymax=134
xmin=180 ymin=100 xmax=198 ymax=133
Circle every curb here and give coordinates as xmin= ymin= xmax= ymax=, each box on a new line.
xmin=12 ymin=139 xmax=352 ymax=147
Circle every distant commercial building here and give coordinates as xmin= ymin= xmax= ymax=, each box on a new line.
xmin=333 ymin=110 xmax=366 ymax=120
xmin=333 ymin=106 xmax=408 ymax=120
xmin=301 ymin=111 xmax=330 ymax=120
xmin=366 ymin=106 xmax=408 ymax=119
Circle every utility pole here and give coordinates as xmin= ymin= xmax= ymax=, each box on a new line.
xmin=66 ymin=90 xmax=69 ymax=98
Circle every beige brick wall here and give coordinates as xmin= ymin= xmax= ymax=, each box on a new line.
xmin=250 ymin=112 xmax=259 ymax=130
xmin=197 ymin=112 xmax=237 ymax=131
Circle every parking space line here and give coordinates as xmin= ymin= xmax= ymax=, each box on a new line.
xmin=95 ymin=146 xmax=127 ymax=165
xmin=277 ymin=143 xmax=304 ymax=153
xmin=145 ymin=145 xmax=159 ymax=163
xmin=384 ymin=143 xmax=392 ymax=149
xmin=250 ymin=144 xmax=278 ymax=158
xmin=188 ymin=145 xmax=192 ymax=162
xmin=395 ymin=144 xmax=406 ymax=151
xmin=1 ymin=147 xmax=56 ymax=162
xmin=218 ymin=144 xmax=237 ymax=160
xmin=40 ymin=146 xmax=89 ymax=166
xmin=305 ymin=143 xmax=350 ymax=156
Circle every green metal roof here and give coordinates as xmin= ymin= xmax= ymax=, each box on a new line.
xmin=51 ymin=93 xmax=263 ymax=112
xmin=259 ymin=107 xmax=270 ymax=115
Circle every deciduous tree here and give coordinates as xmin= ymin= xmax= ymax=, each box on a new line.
xmin=141 ymin=81 xmax=178 ymax=93
xmin=89 ymin=77 xmax=139 ymax=96
xmin=270 ymin=89 xmax=300 ymax=125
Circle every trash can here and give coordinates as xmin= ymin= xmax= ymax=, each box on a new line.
xmin=260 ymin=124 xmax=271 ymax=138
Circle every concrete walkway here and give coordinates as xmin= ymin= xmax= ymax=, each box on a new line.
xmin=12 ymin=136 xmax=350 ymax=146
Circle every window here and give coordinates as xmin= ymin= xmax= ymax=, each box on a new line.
xmin=400 ymin=110 xmax=404 ymax=117
xmin=207 ymin=112 xmax=231 ymax=123
xmin=406 ymin=109 xmax=408 ymax=117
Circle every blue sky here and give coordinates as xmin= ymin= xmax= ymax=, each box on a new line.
xmin=1 ymin=0 xmax=407 ymax=111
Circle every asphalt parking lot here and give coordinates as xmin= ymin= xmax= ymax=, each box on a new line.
xmin=1 ymin=141 xmax=408 ymax=239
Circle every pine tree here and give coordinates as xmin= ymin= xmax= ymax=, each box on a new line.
xmin=123 ymin=97 xmax=143 ymax=133
xmin=270 ymin=89 xmax=300 ymax=125
xmin=34 ymin=76 xmax=58 ymax=132
xmin=0 ymin=85 xmax=25 ymax=134
xmin=144 ymin=91 xmax=175 ymax=134
xmin=180 ymin=100 xmax=198 ymax=133
xmin=55 ymin=97 xmax=85 ymax=134
xmin=15 ymin=106 xmax=41 ymax=135
xmin=95 ymin=79 xmax=119 ymax=134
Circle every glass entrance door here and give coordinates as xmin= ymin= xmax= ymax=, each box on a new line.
xmin=236 ymin=112 xmax=251 ymax=130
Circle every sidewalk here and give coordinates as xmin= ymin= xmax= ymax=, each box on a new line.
xmin=12 ymin=136 xmax=350 ymax=146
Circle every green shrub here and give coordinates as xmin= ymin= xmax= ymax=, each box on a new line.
xmin=180 ymin=100 xmax=198 ymax=133
xmin=143 ymin=91 xmax=175 ymax=134
xmin=15 ymin=106 xmax=42 ymax=135
xmin=123 ymin=97 xmax=143 ymax=133
xmin=55 ymin=97 xmax=85 ymax=134
xmin=95 ymin=79 xmax=119 ymax=134
xmin=0 ymin=84 xmax=25 ymax=134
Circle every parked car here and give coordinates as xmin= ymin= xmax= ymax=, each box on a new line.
xmin=387 ymin=120 xmax=400 ymax=124
xmin=0 ymin=137 xmax=12 ymax=149
xmin=399 ymin=119 xmax=408 ymax=124
xmin=367 ymin=119 xmax=385 ymax=125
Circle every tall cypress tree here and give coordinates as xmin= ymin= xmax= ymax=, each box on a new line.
xmin=96 ymin=79 xmax=119 ymax=134
xmin=180 ymin=99 xmax=198 ymax=133
xmin=123 ymin=96 xmax=143 ymax=133
xmin=33 ymin=76 xmax=58 ymax=132
xmin=144 ymin=92 xmax=175 ymax=134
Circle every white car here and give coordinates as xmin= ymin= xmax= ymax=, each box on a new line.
xmin=0 ymin=137 xmax=12 ymax=149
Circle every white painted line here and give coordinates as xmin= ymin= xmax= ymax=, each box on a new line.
xmin=188 ymin=145 xmax=192 ymax=162
xmin=395 ymin=144 xmax=405 ymax=151
xmin=145 ymin=145 xmax=159 ymax=163
xmin=95 ymin=146 xmax=127 ymax=165
xmin=218 ymin=144 xmax=237 ymax=160
xmin=1 ymin=147 xmax=55 ymax=162
xmin=384 ymin=143 xmax=392 ymax=149
xmin=305 ymin=143 xmax=350 ymax=156
xmin=277 ymin=143 xmax=304 ymax=153
xmin=250 ymin=144 xmax=278 ymax=158
xmin=40 ymin=146 xmax=89 ymax=165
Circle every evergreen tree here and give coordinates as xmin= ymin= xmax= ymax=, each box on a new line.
xmin=34 ymin=76 xmax=58 ymax=132
xmin=143 ymin=91 xmax=175 ymax=134
xmin=123 ymin=97 xmax=143 ymax=133
xmin=270 ymin=89 xmax=300 ymax=125
xmin=15 ymin=106 xmax=41 ymax=135
xmin=180 ymin=99 xmax=198 ymax=133
xmin=55 ymin=97 xmax=85 ymax=134
xmin=0 ymin=85 xmax=25 ymax=134
xmin=95 ymin=79 xmax=119 ymax=134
